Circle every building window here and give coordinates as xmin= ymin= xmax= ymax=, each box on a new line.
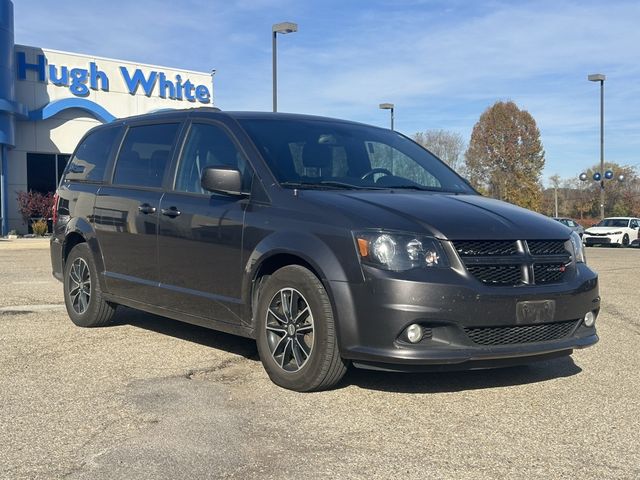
xmin=26 ymin=153 xmax=71 ymax=194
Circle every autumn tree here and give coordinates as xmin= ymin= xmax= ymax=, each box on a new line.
xmin=464 ymin=101 xmax=545 ymax=210
xmin=562 ymin=177 xmax=594 ymax=221
xmin=539 ymin=163 xmax=640 ymax=222
xmin=579 ymin=162 xmax=640 ymax=217
xmin=412 ymin=129 xmax=465 ymax=172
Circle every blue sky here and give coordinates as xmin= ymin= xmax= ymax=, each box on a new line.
xmin=13 ymin=0 xmax=640 ymax=183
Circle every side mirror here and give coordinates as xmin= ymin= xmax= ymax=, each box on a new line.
xmin=201 ymin=166 xmax=244 ymax=195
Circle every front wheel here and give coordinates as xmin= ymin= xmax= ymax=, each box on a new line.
xmin=621 ymin=234 xmax=630 ymax=248
xmin=256 ymin=265 xmax=348 ymax=392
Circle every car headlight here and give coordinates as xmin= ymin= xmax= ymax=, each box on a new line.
xmin=609 ymin=231 xmax=622 ymax=235
xmin=570 ymin=231 xmax=586 ymax=263
xmin=354 ymin=231 xmax=448 ymax=271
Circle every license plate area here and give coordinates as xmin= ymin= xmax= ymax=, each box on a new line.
xmin=516 ymin=300 xmax=556 ymax=324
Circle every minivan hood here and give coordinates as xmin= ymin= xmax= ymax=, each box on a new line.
xmin=305 ymin=191 xmax=570 ymax=240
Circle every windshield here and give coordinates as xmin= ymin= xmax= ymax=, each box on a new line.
xmin=596 ymin=219 xmax=629 ymax=227
xmin=238 ymin=118 xmax=474 ymax=193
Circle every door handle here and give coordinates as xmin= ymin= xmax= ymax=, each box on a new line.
xmin=138 ymin=203 xmax=156 ymax=214
xmin=161 ymin=207 xmax=181 ymax=218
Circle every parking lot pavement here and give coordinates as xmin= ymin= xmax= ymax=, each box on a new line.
xmin=1 ymin=240 xmax=639 ymax=480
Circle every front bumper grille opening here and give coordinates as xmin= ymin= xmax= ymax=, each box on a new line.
xmin=585 ymin=236 xmax=611 ymax=242
xmin=464 ymin=320 xmax=579 ymax=346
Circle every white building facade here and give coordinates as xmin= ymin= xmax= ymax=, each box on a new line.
xmin=0 ymin=0 xmax=213 ymax=234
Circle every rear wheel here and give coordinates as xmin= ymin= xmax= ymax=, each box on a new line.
xmin=64 ymin=243 xmax=117 ymax=327
xmin=256 ymin=265 xmax=348 ymax=392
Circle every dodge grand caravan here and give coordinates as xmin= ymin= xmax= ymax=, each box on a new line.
xmin=51 ymin=108 xmax=599 ymax=391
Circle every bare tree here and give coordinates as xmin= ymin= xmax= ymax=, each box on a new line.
xmin=549 ymin=174 xmax=561 ymax=217
xmin=412 ymin=129 xmax=465 ymax=172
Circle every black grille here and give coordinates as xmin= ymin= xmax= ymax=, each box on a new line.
xmin=527 ymin=240 xmax=567 ymax=255
xmin=464 ymin=320 xmax=579 ymax=345
xmin=533 ymin=263 xmax=566 ymax=284
xmin=454 ymin=240 xmax=518 ymax=257
xmin=467 ymin=265 xmax=522 ymax=285
xmin=585 ymin=236 xmax=610 ymax=243
xmin=453 ymin=239 xmax=570 ymax=286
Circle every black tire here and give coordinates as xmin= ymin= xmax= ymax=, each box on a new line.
xmin=63 ymin=243 xmax=116 ymax=327
xmin=255 ymin=265 xmax=348 ymax=392
xmin=621 ymin=234 xmax=630 ymax=248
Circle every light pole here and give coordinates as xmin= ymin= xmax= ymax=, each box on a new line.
xmin=272 ymin=22 xmax=298 ymax=112
xmin=588 ymin=73 xmax=606 ymax=219
xmin=379 ymin=103 xmax=394 ymax=130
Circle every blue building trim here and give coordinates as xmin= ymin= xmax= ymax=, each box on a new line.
xmin=0 ymin=144 xmax=7 ymax=236
xmin=0 ymin=0 xmax=15 ymax=236
xmin=27 ymin=97 xmax=116 ymax=123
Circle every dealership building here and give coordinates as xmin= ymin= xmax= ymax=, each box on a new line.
xmin=0 ymin=0 xmax=214 ymax=235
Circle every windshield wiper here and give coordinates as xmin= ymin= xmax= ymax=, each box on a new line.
xmin=386 ymin=185 xmax=442 ymax=191
xmin=319 ymin=180 xmax=385 ymax=190
xmin=280 ymin=181 xmax=381 ymax=190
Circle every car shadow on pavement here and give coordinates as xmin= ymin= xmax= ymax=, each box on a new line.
xmin=112 ymin=307 xmax=259 ymax=361
xmin=340 ymin=356 xmax=582 ymax=393
xmin=108 ymin=307 xmax=582 ymax=393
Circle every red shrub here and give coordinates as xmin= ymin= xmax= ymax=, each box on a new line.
xmin=15 ymin=191 xmax=55 ymax=226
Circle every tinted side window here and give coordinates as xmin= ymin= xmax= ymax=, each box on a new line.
xmin=65 ymin=127 xmax=121 ymax=182
xmin=113 ymin=123 xmax=180 ymax=188
xmin=175 ymin=123 xmax=250 ymax=194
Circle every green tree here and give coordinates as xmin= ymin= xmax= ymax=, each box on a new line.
xmin=464 ymin=101 xmax=545 ymax=210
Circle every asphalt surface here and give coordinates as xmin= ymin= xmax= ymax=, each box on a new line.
xmin=1 ymin=238 xmax=639 ymax=479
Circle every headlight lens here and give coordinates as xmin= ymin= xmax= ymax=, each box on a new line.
xmin=354 ymin=231 xmax=448 ymax=270
xmin=609 ymin=231 xmax=622 ymax=235
xmin=570 ymin=231 xmax=586 ymax=263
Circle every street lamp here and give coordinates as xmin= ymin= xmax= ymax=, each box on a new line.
xmin=272 ymin=22 xmax=298 ymax=112
xmin=588 ymin=73 xmax=606 ymax=219
xmin=379 ymin=103 xmax=394 ymax=130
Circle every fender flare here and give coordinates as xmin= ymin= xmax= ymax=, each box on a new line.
xmin=241 ymin=230 xmax=356 ymax=324
xmin=63 ymin=217 xmax=107 ymax=290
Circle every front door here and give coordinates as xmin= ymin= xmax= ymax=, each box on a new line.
xmin=157 ymin=121 xmax=251 ymax=323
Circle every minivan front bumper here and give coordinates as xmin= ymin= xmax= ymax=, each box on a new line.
xmin=329 ymin=263 xmax=599 ymax=371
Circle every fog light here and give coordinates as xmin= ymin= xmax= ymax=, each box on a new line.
xmin=584 ymin=311 xmax=596 ymax=327
xmin=406 ymin=324 xmax=424 ymax=343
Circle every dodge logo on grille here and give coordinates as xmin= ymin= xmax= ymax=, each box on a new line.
xmin=545 ymin=265 xmax=566 ymax=273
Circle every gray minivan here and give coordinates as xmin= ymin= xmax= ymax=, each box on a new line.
xmin=51 ymin=108 xmax=599 ymax=391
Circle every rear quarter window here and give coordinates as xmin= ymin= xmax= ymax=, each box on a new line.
xmin=64 ymin=126 xmax=122 ymax=182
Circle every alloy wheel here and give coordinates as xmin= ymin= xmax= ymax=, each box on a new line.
xmin=68 ymin=258 xmax=91 ymax=315
xmin=265 ymin=288 xmax=314 ymax=372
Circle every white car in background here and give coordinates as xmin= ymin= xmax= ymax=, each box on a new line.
xmin=583 ymin=217 xmax=640 ymax=247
